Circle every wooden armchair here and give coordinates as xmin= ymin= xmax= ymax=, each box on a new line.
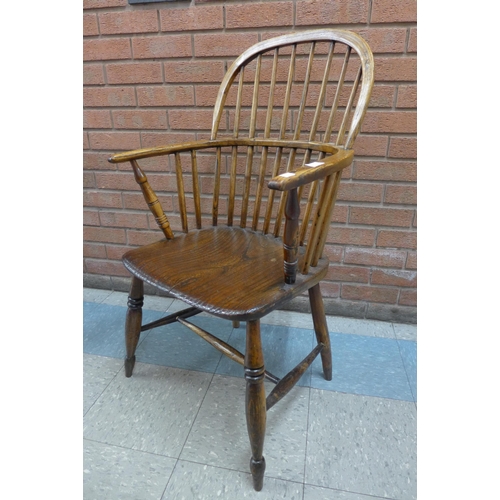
xmin=108 ymin=29 xmax=374 ymax=491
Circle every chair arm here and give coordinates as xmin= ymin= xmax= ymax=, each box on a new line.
xmin=108 ymin=139 xmax=222 ymax=164
xmin=267 ymin=148 xmax=354 ymax=191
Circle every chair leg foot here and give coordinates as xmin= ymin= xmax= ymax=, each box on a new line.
xmin=309 ymin=283 xmax=332 ymax=381
xmin=124 ymin=276 xmax=144 ymax=378
xmin=250 ymin=457 xmax=266 ymax=491
xmin=245 ymin=320 xmax=267 ymax=491
xmin=124 ymin=356 xmax=136 ymax=378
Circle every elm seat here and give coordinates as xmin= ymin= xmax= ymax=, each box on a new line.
xmin=123 ymin=226 xmax=329 ymax=321
xmin=107 ymin=29 xmax=374 ymax=492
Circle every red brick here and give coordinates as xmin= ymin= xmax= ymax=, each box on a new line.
xmin=84 ymin=191 xmax=123 ymax=208
xmin=357 ymin=27 xmax=407 ymax=53
xmin=352 ymin=135 xmax=388 ymax=157
xmin=105 ymin=244 xmax=132 ymax=261
xmin=169 ymin=109 xmax=214 ymax=130
xmin=341 ymin=284 xmax=398 ymax=304
xmin=350 ymin=207 xmax=414 ymax=227
xmin=84 ymin=243 xmax=107 ymax=259
xmin=137 ymin=85 xmax=195 ymax=107
xmin=372 ymin=269 xmax=417 ymax=287
xmin=140 ymin=132 xmax=197 ymax=148
xmin=163 ymin=61 xmax=225 ymax=83
xmin=384 ymin=185 xmax=416 ymax=205
xmin=412 ymin=211 xmax=417 ymax=228
xmin=84 ymin=110 xmax=112 ymax=129
xmin=84 ymin=64 xmax=105 ymax=85
xmin=377 ymin=230 xmax=417 ymax=249
xmin=370 ymin=85 xmax=396 ymax=108
xmin=127 ymin=230 xmax=164 ymax=246
xmin=83 ymin=13 xmax=99 ymax=36
xmin=362 ymin=111 xmax=416 ymax=134
xmin=84 ymin=226 xmax=126 ymax=244
xmin=328 ymin=227 xmax=376 ymax=246
xmin=194 ymin=33 xmax=259 ymax=57
xmin=328 ymin=265 xmax=370 ymax=283
xmin=88 ymin=132 xmax=141 ymax=151
xmin=322 ymin=244 xmax=344 ymax=263
xmin=371 ymin=0 xmax=417 ymax=23
xmin=132 ymin=35 xmax=192 ymax=59
xmin=99 ymin=211 xmax=149 ymax=229
xmin=84 ymin=152 xmax=117 ymax=171
xmin=123 ymin=193 xmax=174 ymax=212
xmin=112 ymin=110 xmax=168 ymax=130
xmin=83 ymin=0 xmax=126 ymax=8
xmin=337 ymin=182 xmax=383 ymax=203
xmin=96 ymin=172 xmax=177 ymax=192
xmin=296 ymin=0 xmax=369 ymax=25
xmin=344 ymin=247 xmax=406 ymax=267
xmin=106 ymin=62 xmax=163 ymax=84
xmin=84 ymin=87 xmax=136 ymax=107
xmin=406 ymin=252 xmax=417 ymax=270
xmin=84 ymin=38 xmax=131 ymax=61
xmin=99 ymin=11 xmax=158 ymax=35
xmin=84 ymin=132 xmax=90 ymax=150
xmin=160 ymin=5 xmax=223 ymax=32
xmin=83 ymin=172 xmax=96 ymax=189
xmin=388 ymin=137 xmax=417 ymax=159
xmin=374 ymin=57 xmax=417 ymax=81
xmin=354 ymin=160 xmax=416 ymax=182
xmin=397 ymin=85 xmax=417 ymax=108
xmin=399 ymin=289 xmax=417 ymax=306
xmin=226 ymin=2 xmax=293 ymax=28
xmin=85 ymin=259 xmax=129 ymax=277
xmin=408 ymin=28 xmax=417 ymax=53
xmin=319 ymin=282 xmax=341 ymax=298
xmin=83 ymin=209 xmax=100 ymax=226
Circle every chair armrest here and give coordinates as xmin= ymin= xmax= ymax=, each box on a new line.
xmin=108 ymin=139 xmax=220 ymax=164
xmin=267 ymin=148 xmax=354 ymax=191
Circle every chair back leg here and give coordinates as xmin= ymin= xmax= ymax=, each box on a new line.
xmin=309 ymin=283 xmax=332 ymax=381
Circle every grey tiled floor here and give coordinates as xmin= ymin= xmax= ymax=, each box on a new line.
xmin=83 ymin=288 xmax=417 ymax=500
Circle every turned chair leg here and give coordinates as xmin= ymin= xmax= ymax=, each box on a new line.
xmin=245 ymin=320 xmax=266 ymax=491
xmin=308 ymin=283 xmax=332 ymax=381
xmin=124 ymin=276 xmax=144 ymax=377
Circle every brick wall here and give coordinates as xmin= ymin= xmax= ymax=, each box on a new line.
xmin=83 ymin=0 xmax=417 ymax=324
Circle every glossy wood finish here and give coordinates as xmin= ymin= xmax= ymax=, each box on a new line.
xmin=245 ymin=320 xmax=266 ymax=491
xmin=107 ymin=29 xmax=374 ymax=491
xmin=124 ymin=276 xmax=143 ymax=377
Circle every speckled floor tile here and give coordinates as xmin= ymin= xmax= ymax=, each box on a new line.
xmin=181 ymin=374 xmax=310 ymax=482
xmin=83 ymin=302 xmax=164 ymax=359
xmin=84 ymin=288 xmax=113 ymax=303
xmin=83 ymin=354 xmax=123 ymax=416
xmin=216 ymin=324 xmax=315 ymax=387
xmin=163 ymin=460 xmax=304 ymax=500
xmin=393 ymin=323 xmax=417 ymax=342
xmin=83 ymin=363 xmax=212 ymax=457
xmin=260 ymin=309 xmax=315 ymax=330
xmin=136 ymin=315 xmax=234 ymax=373
xmin=83 ymin=439 xmax=176 ymax=500
xmin=306 ymin=390 xmax=417 ymax=500
xmin=326 ymin=316 xmax=395 ymax=339
xmin=398 ymin=340 xmax=417 ymax=402
xmin=311 ymin=333 xmax=414 ymax=401
xmin=304 ymin=484 xmax=388 ymax=500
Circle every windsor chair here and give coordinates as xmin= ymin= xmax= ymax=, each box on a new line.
xmin=108 ymin=29 xmax=374 ymax=491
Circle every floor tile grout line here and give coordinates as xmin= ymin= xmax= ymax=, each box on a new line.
xmin=395 ymin=335 xmax=417 ymax=405
xmin=83 ymin=360 xmax=125 ymax=419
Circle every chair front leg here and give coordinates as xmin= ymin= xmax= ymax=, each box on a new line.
xmin=124 ymin=276 xmax=144 ymax=377
xmin=308 ymin=283 xmax=332 ymax=381
xmin=245 ymin=319 xmax=266 ymax=491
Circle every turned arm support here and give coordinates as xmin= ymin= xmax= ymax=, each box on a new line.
xmin=268 ymin=148 xmax=354 ymax=284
